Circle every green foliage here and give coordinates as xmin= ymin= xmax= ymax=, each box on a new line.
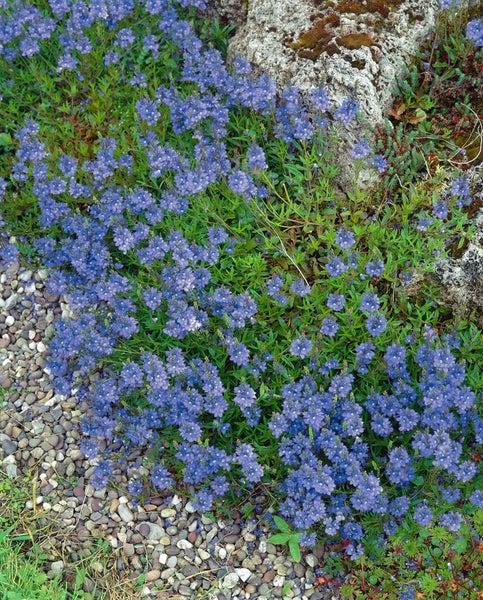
xmin=328 ymin=503 xmax=483 ymax=600
xmin=0 ymin=1 xmax=481 ymax=598
xmin=371 ymin=2 xmax=482 ymax=202
xmin=268 ymin=516 xmax=302 ymax=563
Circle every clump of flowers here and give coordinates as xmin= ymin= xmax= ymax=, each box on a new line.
xmin=0 ymin=0 xmax=480 ymax=563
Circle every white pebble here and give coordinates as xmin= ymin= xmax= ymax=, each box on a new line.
xmin=176 ymin=539 xmax=193 ymax=550
xmin=305 ymin=554 xmax=317 ymax=568
xmin=235 ymin=568 xmax=252 ymax=583
xmin=18 ymin=270 xmax=33 ymax=282
xmin=4 ymin=293 xmax=19 ymax=311
xmin=5 ymin=315 xmax=14 ymax=326
xmin=50 ymin=561 xmax=64 ymax=573
xmin=198 ymin=549 xmax=210 ymax=561
xmin=221 ymin=573 xmax=239 ymax=589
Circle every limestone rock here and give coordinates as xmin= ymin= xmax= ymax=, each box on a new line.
xmin=225 ymin=0 xmax=441 ymax=190
xmin=432 ymin=164 xmax=483 ymax=323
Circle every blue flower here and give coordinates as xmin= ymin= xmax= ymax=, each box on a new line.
xmin=414 ymin=502 xmax=433 ymax=527
xmin=355 ymin=341 xmax=375 ymax=372
xmin=228 ymin=169 xmax=256 ymax=197
xmin=469 ymin=490 xmax=483 ymax=508
xmin=366 ymin=313 xmax=387 ymax=336
xmin=310 ymin=86 xmax=330 ymax=112
xmin=334 ymin=228 xmax=356 ymax=250
xmin=439 ymin=511 xmax=463 ymax=532
xmin=226 ymin=339 xmax=250 ymax=366
xmin=290 ymin=336 xmax=313 ymax=358
xmin=328 ymin=374 xmax=354 ymax=398
xmin=326 ymin=255 xmax=348 ymax=277
xmin=210 ymin=475 xmax=229 ymax=497
xmin=450 ymin=174 xmax=470 ymax=201
xmin=127 ymin=479 xmax=143 ymax=498
xmin=233 ymin=382 xmax=256 ymax=410
xmin=438 ymin=0 xmax=460 ymax=9
xmin=290 ymin=278 xmax=311 ymax=297
xmin=299 ymin=532 xmax=317 ymax=547
xmin=91 ymin=460 xmax=113 ymax=490
xmin=334 ymin=98 xmax=358 ymax=125
xmin=320 ymin=317 xmax=339 ymax=337
xmin=135 ymin=97 xmax=160 ymax=126
xmin=236 ymin=443 xmax=264 ymax=482
xmin=388 ymin=496 xmax=410 ymax=518
xmin=192 ymin=489 xmax=214 ymax=512
xmin=259 ymin=277 xmax=283 ymax=305
xmin=466 ymin=18 xmax=483 ymax=47
xmin=143 ymin=34 xmax=160 ymax=57
xmin=365 ymin=258 xmax=385 ymax=277
xmin=386 ymin=447 xmax=415 ymax=485
xmin=399 ymin=585 xmax=416 ymax=600
xmin=341 ymin=521 xmax=364 ymax=541
xmin=359 ymin=291 xmax=381 ymax=313
xmin=327 ymin=292 xmax=346 ymax=312
xmin=350 ymin=139 xmax=371 ymax=159
xmin=247 ymin=143 xmax=267 ymax=171
xmin=440 ymin=487 xmax=461 ymax=504
xmin=115 ymin=27 xmax=135 ymax=48
xmin=369 ymin=154 xmax=388 ymax=173
xmin=433 ymin=200 xmax=448 ymax=219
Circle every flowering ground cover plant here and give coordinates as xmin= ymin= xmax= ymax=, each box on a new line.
xmin=0 ymin=0 xmax=482 ymax=597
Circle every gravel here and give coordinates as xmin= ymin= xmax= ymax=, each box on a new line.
xmin=0 ymin=257 xmax=343 ymax=599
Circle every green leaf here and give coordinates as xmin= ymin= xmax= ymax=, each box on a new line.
xmin=452 ymin=537 xmax=468 ymax=554
xmin=268 ymin=533 xmax=291 ymax=545
xmin=273 ymin=515 xmax=290 ymax=533
xmin=288 ymin=536 xmax=301 ymax=563
xmin=420 ymin=573 xmax=440 ymax=594
xmin=0 ymin=132 xmax=13 ymax=147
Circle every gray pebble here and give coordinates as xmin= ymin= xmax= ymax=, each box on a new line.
xmin=117 ymin=503 xmax=134 ymax=523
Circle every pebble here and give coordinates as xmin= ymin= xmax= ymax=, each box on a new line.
xmin=117 ymin=504 xmax=134 ymax=523
xmin=145 ymin=569 xmax=161 ymax=582
xmin=176 ymin=539 xmax=192 ymax=550
xmin=50 ymin=561 xmax=64 ymax=573
xmin=222 ymin=572 xmax=239 ymax=589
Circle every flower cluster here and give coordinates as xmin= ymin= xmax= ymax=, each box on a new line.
xmin=0 ymin=0 xmax=479 ymax=562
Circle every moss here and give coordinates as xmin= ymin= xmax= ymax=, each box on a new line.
xmin=329 ymin=0 xmax=404 ymax=16
xmin=290 ymin=14 xmax=340 ymax=51
xmin=337 ymin=32 xmax=374 ymax=49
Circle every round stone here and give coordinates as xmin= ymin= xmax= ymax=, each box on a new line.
xmin=144 ymin=569 xmax=161 ymax=582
